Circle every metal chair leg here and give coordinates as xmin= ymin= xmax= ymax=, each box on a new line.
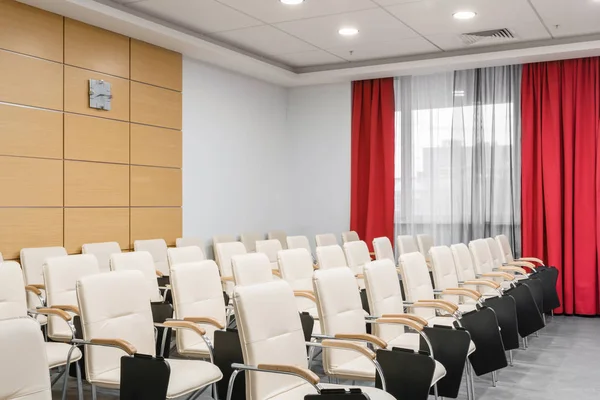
xmin=433 ymin=383 xmax=439 ymax=400
xmin=76 ymin=361 xmax=83 ymax=400
xmin=491 ymin=371 xmax=497 ymax=387
xmin=213 ymin=382 xmax=219 ymax=400
xmin=465 ymin=362 xmax=473 ymax=400
xmin=60 ymin=365 xmax=70 ymax=400
xmin=508 ymin=350 xmax=514 ymax=366
xmin=92 ymin=384 xmax=97 ymax=400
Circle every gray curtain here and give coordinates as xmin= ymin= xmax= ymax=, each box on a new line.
xmin=394 ymin=65 xmax=522 ymax=253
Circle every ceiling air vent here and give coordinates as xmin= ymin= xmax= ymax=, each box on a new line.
xmin=459 ymin=28 xmax=516 ymax=45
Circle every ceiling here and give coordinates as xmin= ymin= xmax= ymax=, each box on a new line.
xmin=17 ymin=0 xmax=600 ymax=86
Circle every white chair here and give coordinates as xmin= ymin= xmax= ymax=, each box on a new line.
xmin=341 ymin=230 xmax=360 ymax=244
xmin=255 ymin=239 xmax=283 ymax=272
xmin=343 ymin=240 xmax=372 ymax=289
xmin=230 ymin=279 xmax=395 ymax=400
xmin=231 ymin=253 xmax=276 ymax=286
xmin=373 ymin=237 xmax=395 ymax=263
xmin=214 ymin=241 xmax=247 ymax=297
xmin=397 ymin=235 xmax=419 ymax=256
xmin=495 ymin=234 xmax=544 ymax=266
xmin=167 ymin=246 xmax=206 ymax=272
xmin=277 ymin=249 xmax=319 ymax=321
xmin=170 ymin=261 xmax=226 ymax=360
xmin=110 ymin=252 xmax=163 ymax=302
xmin=315 ymin=233 xmax=338 ymax=247
xmin=134 ymin=239 xmax=169 ymax=276
xmin=450 ymin=243 xmax=503 ymax=295
xmin=212 ymin=234 xmax=237 ymax=265
xmin=82 ymin=242 xmax=121 ymax=273
xmin=469 ymin=239 xmax=518 ymax=290
xmin=286 ymin=235 xmax=312 ymax=253
xmin=485 ymin=237 xmax=529 ymax=279
xmin=417 ymin=234 xmax=434 ymax=261
xmin=267 ymin=230 xmax=288 ymax=249
xmin=240 ymin=232 xmax=264 ymax=253
xmin=76 ymin=270 xmax=222 ymax=399
xmin=0 ymin=317 xmax=53 ymax=400
xmin=315 ymin=245 xmax=347 ymax=270
xmin=176 ymin=237 xmax=204 ymax=249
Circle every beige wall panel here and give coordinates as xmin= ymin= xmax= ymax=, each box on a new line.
xmin=64 ymin=208 xmax=129 ymax=254
xmin=64 ymin=161 xmax=129 ymax=206
xmin=64 ymin=18 xmax=129 ymax=78
xmin=130 ymin=82 xmax=182 ymax=130
xmin=130 ymin=124 xmax=181 ymax=168
xmin=0 ymin=156 xmax=62 ymax=206
xmin=130 ymin=207 xmax=182 ymax=246
xmin=64 ymin=65 xmax=129 ymax=121
xmin=0 ymin=50 xmax=63 ymax=110
xmin=130 ymin=39 xmax=182 ymax=91
xmin=0 ymin=0 xmax=63 ymax=62
xmin=131 ymin=166 xmax=182 ymax=206
xmin=64 ymin=114 xmax=129 ymax=164
xmin=0 ymin=208 xmax=63 ymax=260
xmin=0 ymin=104 xmax=63 ymax=159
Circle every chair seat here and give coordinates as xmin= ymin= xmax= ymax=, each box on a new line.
xmin=178 ymin=340 xmax=211 ymax=358
xmin=327 ymin=352 xmax=376 ymax=381
xmin=267 ymin=382 xmax=396 ymax=400
xmin=45 ymin=342 xmax=82 ymax=369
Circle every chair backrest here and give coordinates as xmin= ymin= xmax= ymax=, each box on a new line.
xmin=215 ymin=241 xmax=247 ymax=295
xmin=485 ymin=237 xmax=504 ymax=269
xmin=469 ymin=239 xmax=495 ymax=274
xmin=240 ymin=232 xmax=264 ymax=253
xmin=233 ymin=280 xmax=309 ymax=400
xmin=20 ymin=247 xmax=67 ymax=308
xmin=397 ymin=235 xmax=419 ymax=255
xmin=417 ymin=234 xmax=434 ymax=257
xmin=450 ymin=243 xmax=477 ymax=282
xmin=286 ymin=235 xmax=312 ymax=254
xmin=495 ymin=234 xmax=514 ymax=263
xmin=212 ymin=234 xmax=237 ymax=264
xmin=315 ymin=245 xmax=347 ymax=270
xmin=232 ymin=253 xmax=273 ymax=286
xmin=341 ymin=231 xmax=360 ymax=244
xmin=0 ymin=317 xmax=52 ymax=400
xmin=110 ymin=252 xmax=163 ymax=302
xmin=176 ymin=237 xmax=204 ymax=249
xmin=429 ymin=246 xmax=460 ymax=304
xmin=134 ymin=239 xmax=169 ymax=276
xmin=0 ymin=261 xmax=27 ymax=319
xmin=267 ymin=230 xmax=288 ymax=249
xmin=255 ymin=239 xmax=283 ymax=271
xmin=77 ymin=270 xmax=155 ymax=383
xmin=278 ymin=248 xmax=315 ymax=313
xmin=82 ymin=242 xmax=121 ymax=273
xmin=364 ymin=259 xmax=406 ymax=342
xmin=313 ymin=267 xmax=368 ymax=376
xmin=167 ymin=246 xmax=206 ymax=271
xmin=398 ymin=252 xmax=435 ymax=319
xmin=170 ymin=261 xmax=226 ymax=353
xmin=343 ymin=241 xmax=371 ymax=276
xmin=373 ymin=237 xmax=395 ymax=263
xmin=315 ymin=233 xmax=338 ymax=247
xmin=43 ymin=254 xmax=100 ymax=340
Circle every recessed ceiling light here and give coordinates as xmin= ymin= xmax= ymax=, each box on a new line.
xmin=280 ymin=0 xmax=304 ymax=5
xmin=453 ymin=11 xmax=476 ymax=20
xmin=339 ymin=27 xmax=359 ymax=36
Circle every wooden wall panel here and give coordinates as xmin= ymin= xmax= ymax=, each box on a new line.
xmin=0 ymin=104 xmax=63 ymax=159
xmin=130 ymin=39 xmax=182 ymax=91
xmin=64 ymin=161 xmax=129 ymax=206
xmin=130 ymin=124 xmax=181 ymax=168
xmin=0 ymin=1 xmax=63 ymax=62
xmin=130 ymin=82 xmax=182 ymax=130
xmin=0 ymin=156 xmax=63 ymax=206
xmin=131 ymin=166 xmax=182 ymax=207
xmin=130 ymin=207 xmax=182 ymax=246
xmin=0 ymin=208 xmax=63 ymax=259
xmin=0 ymin=50 xmax=63 ymax=110
xmin=64 ymin=208 xmax=129 ymax=253
xmin=64 ymin=114 xmax=129 ymax=164
xmin=64 ymin=65 xmax=129 ymax=121
xmin=64 ymin=18 xmax=129 ymax=78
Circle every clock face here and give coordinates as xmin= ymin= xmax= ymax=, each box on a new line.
xmin=89 ymin=79 xmax=112 ymax=111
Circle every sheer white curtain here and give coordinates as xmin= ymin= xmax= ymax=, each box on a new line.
xmin=394 ymin=66 xmax=521 ymax=251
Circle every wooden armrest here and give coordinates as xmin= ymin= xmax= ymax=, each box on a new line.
xmin=321 ymin=339 xmax=376 ymax=360
xmin=481 ymin=272 xmax=515 ymax=280
xmin=376 ymin=317 xmax=424 ymax=332
xmin=419 ymin=299 xmax=459 ymax=311
xmin=410 ymin=301 xmax=456 ymax=315
xmin=163 ymin=320 xmax=206 ymax=336
xmin=334 ymin=333 xmax=387 ymax=349
xmin=29 ymin=284 xmax=45 ymax=290
xmin=463 ymin=279 xmax=500 ymax=289
xmin=25 ymin=285 xmax=42 ymax=295
xmin=381 ymin=313 xmax=429 ymax=326
xmin=518 ymin=257 xmax=544 ymax=265
xmin=51 ymin=305 xmax=80 ymax=315
xmin=257 ymin=364 xmax=320 ymax=385
xmin=498 ymin=266 xmax=527 ymax=275
xmin=313 ymin=264 xmax=319 ymax=270
xmin=37 ymin=307 xmax=71 ymax=321
xmin=294 ymin=291 xmax=316 ymax=302
xmin=507 ymin=260 xmax=536 ymax=269
xmin=183 ymin=317 xmax=225 ymax=330
xmin=221 ymin=276 xmax=234 ymax=282
xmin=90 ymin=338 xmax=136 ymax=355
xmin=355 ymin=273 xmax=364 ymax=279
xmin=442 ymin=288 xmax=481 ymax=301
xmin=272 ymin=269 xmax=281 ymax=278
xmin=155 ymin=269 xmax=164 ymax=278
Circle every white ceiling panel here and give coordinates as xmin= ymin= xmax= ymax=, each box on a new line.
xmin=371 ymin=0 xmax=424 ymax=6
xmin=328 ymin=36 xmax=440 ymax=61
xmin=126 ymin=0 xmax=263 ymax=33
xmin=386 ymin=0 xmax=544 ymax=36
xmin=275 ymin=8 xmax=417 ymax=50
xmin=217 ymin=0 xmax=379 ymax=24
xmin=213 ymin=25 xmax=317 ymax=56
xmin=274 ymin=50 xmax=346 ymax=67
xmin=530 ymin=0 xmax=600 ymax=37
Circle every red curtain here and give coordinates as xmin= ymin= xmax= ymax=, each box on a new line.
xmin=522 ymin=57 xmax=600 ymax=315
xmin=350 ymin=78 xmax=395 ymax=250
